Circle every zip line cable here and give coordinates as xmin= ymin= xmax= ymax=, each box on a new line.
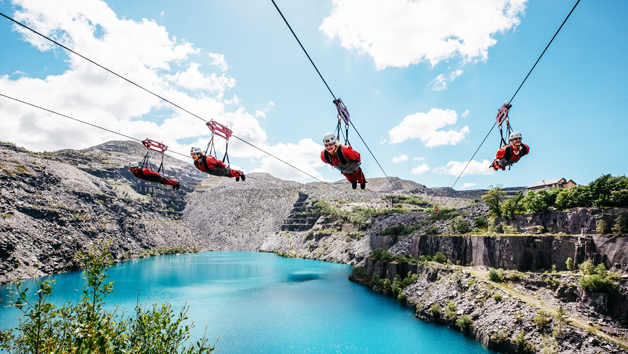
xmin=0 ymin=93 xmax=280 ymax=187
xmin=450 ymin=0 xmax=581 ymax=189
xmin=269 ymin=0 xmax=395 ymax=189
xmin=0 ymin=12 xmax=334 ymax=188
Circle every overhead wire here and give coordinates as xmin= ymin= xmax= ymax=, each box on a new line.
xmin=269 ymin=0 xmax=396 ymax=190
xmin=0 ymin=12 xmax=335 ymax=189
xmin=0 ymin=93 xmax=280 ymax=187
xmin=450 ymin=0 xmax=581 ymax=189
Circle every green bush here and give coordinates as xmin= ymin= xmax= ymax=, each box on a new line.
xmin=580 ymin=274 xmax=616 ymax=292
xmin=566 ymin=257 xmax=574 ymax=271
xmin=515 ymin=331 xmax=536 ymax=353
xmin=473 ymin=216 xmax=487 ymax=229
xmin=370 ymin=248 xmax=394 ymax=261
xmin=493 ymin=293 xmax=502 ymax=302
xmin=444 ymin=301 xmax=457 ymax=321
xmin=425 ymin=225 xmax=440 ymax=235
xmin=488 ymin=268 xmax=505 ymax=283
xmin=596 ymin=220 xmax=609 ymax=235
xmin=533 ymin=310 xmax=550 ymax=330
xmin=433 ymin=252 xmax=448 ymax=264
xmin=456 ymin=314 xmax=474 ymax=332
xmin=578 ymin=259 xmax=596 ymax=275
xmin=349 ymin=266 xmax=367 ymax=281
xmin=500 ymin=192 xmax=525 ymax=220
xmin=451 ymin=217 xmax=472 ymax=234
xmin=0 ymin=241 xmax=217 ymax=353
xmin=430 ymin=303 xmax=442 ymax=318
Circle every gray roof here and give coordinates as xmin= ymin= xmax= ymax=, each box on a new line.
xmin=527 ymin=178 xmax=566 ymax=189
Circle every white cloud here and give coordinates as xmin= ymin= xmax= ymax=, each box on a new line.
xmin=0 ymin=0 xmax=322 ymax=183
xmin=380 ymin=138 xmax=387 ymax=145
xmin=462 ymin=109 xmax=470 ymax=117
xmin=389 ymin=108 xmax=469 ymax=147
xmin=320 ymin=0 xmax=527 ymax=70
xmin=411 ymin=163 xmax=429 ymax=175
xmin=413 ymin=156 xmax=425 ymax=161
xmin=460 ymin=182 xmax=477 ymax=189
xmin=433 ymin=159 xmax=494 ymax=176
xmin=392 ymin=154 xmax=408 ymax=163
xmin=250 ymin=139 xmax=326 ymax=182
xmin=207 ymin=52 xmax=228 ymax=71
xmin=160 ymin=11 xmax=164 ymax=16
xmin=430 ymin=69 xmax=463 ymax=91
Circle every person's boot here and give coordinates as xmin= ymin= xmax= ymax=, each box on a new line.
xmin=352 ymin=182 xmax=357 ymax=189
xmin=236 ymin=176 xmax=240 ymax=182
xmin=240 ymin=172 xmax=246 ymax=182
xmin=360 ymin=181 xmax=366 ymax=190
xmin=173 ymin=182 xmax=180 ymax=190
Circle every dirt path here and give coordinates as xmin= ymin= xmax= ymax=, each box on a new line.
xmin=466 ymin=268 xmax=628 ymax=350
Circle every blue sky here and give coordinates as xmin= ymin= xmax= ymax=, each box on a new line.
xmin=0 ymin=0 xmax=626 ymax=189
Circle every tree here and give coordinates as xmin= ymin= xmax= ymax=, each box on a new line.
xmin=482 ymin=186 xmax=506 ymax=218
xmin=565 ymin=257 xmax=574 ymax=271
xmin=597 ymin=220 xmax=609 ymax=235
xmin=612 ymin=215 xmax=627 ymax=236
xmin=451 ymin=217 xmax=472 ymax=234
xmin=0 ymin=241 xmax=217 ymax=353
xmin=500 ymin=191 xmax=525 ymax=219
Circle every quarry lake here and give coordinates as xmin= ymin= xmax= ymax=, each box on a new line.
xmin=0 ymin=252 xmax=495 ymax=353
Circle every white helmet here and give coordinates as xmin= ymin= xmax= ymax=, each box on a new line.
xmin=323 ymin=133 xmax=337 ymax=145
xmin=190 ymin=147 xmax=203 ymax=154
xmin=509 ymin=132 xmax=522 ymax=141
xmin=129 ymin=162 xmax=139 ymax=168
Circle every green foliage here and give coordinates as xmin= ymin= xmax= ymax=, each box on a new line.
xmin=514 ymin=312 xmax=523 ymax=323
xmin=554 ymin=306 xmax=571 ymax=336
xmin=566 ymin=257 xmax=574 ymax=271
xmin=0 ymin=241 xmax=217 ymax=353
xmin=523 ymin=190 xmax=559 ymax=213
xmin=444 ymin=301 xmax=457 ymax=321
xmin=473 ymin=216 xmax=487 ymax=229
xmin=305 ymin=230 xmax=314 ymax=241
xmin=482 ymin=186 xmax=506 ymax=218
xmin=430 ymin=303 xmax=442 ymax=318
xmin=348 ymin=266 xmax=367 ymax=281
xmin=597 ymin=220 xmax=609 ymax=235
xmin=488 ymin=268 xmax=505 ymax=283
xmin=312 ymin=199 xmax=411 ymax=226
xmin=433 ymin=252 xmax=448 ymax=264
xmin=490 ymin=329 xmax=509 ymax=344
xmin=386 ymin=194 xmax=431 ymax=207
xmin=612 ymin=215 xmax=627 ymax=235
xmin=370 ymin=248 xmax=394 ymax=261
xmin=456 ymin=314 xmax=474 ymax=332
xmin=425 ymin=225 xmax=440 ymax=235
xmin=533 ymin=310 xmax=550 ymax=330
xmin=580 ymin=273 xmax=616 ymax=292
xmin=578 ymin=259 xmax=596 ymax=275
xmin=551 ymin=265 xmax=557 ymax=273
xmin=500 ymin=191 xmax=525 ymax=220
xmin=451 ymin=217 xmax=472 ymax=234
xmin=492 ymin=293 xmax=502 ymax=302
xmin=515 ymin=331 xmax=536 ymax=353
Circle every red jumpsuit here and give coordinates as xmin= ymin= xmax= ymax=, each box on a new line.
xmin=132 ymin=168 xmax=179 ymax=187
xmin=492 ymin=144 xmax=530 ymax=171
xmin=320 ymin=145 xmax=366 ymax=184
xmin=194 ymin=154 xmax=242 ymax=178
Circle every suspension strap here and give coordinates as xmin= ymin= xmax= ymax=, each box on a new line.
xmin=206 ymin=120 xmax=233 ymax=166
xmin=333 ymin=98 xmax=350 ymax=145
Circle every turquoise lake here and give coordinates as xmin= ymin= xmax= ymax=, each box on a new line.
xmin=0 ymin=252 xmax=495 ymax=353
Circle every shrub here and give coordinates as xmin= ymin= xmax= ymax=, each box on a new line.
xmin=451 ymin=217 xmax=472 ymax=234
xmin=433 ymin=252 xmax=448 ymax=264
xmin=490 ymin=329 xmax=509 ymax=344
xmin=551 ymin=265 xmax=557 ymax=273
xmin=612 ymin=215 xmax=627 ymax=235
xmin=488 ymin=268 xmax=505 ymax=283
xmin=493 ymin=293 xmax=502 ymax=302
xmin=0 ymin=241 xmax=217 ymax=353
xmin=554 ymin=306 xmax=570 ymax=336
xmin=305 ymin=230 xmax=314 ymax=241
xmin=425 ymin=224 xmax=440 ymax=235
xmin=566 ymin=257 xmax=574 ymax=271
xmin=500 ymin=191 xmax=525 ymax=220
xmin=539 ymin=334 xmax=559 ymax=354
xmin=370 ymin=248 xmax=394 ymax=261
xmin=533 ymin=310 xmax=550 ymax=330
xmin=515 ymin=331 xmax=536 ymax=353
xmin=597 ymin=220 xmax=609 ymax=235
xmin=514 ymin=312 xmax=523 ymax=323
xmin=456 ymin=314 xmax=474 ymax=332
xmin=580 ymin=274 xmax=615 ymax=292
xmin=349 ymin=266 xmax=367 ymax=281
xmin=430 ymin=303 xmax=442 ymax=318
xmin=578 ymin=259 xmax=596 ymax=275
xmin=444 ymin=301 xmax=457 ymax=321
xmin=473 ymin=216 xmax=487 ymax=229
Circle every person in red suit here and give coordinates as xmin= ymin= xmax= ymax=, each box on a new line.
xmin=320 ymin=133 xmax=366 ymax=189
xmin=492 ymin=132 xmax=529 ymax=171
xmin=189 ymin=147 xmax=245 ymax=181
xmin=129 ymin=162 xmax=180 ymax=190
